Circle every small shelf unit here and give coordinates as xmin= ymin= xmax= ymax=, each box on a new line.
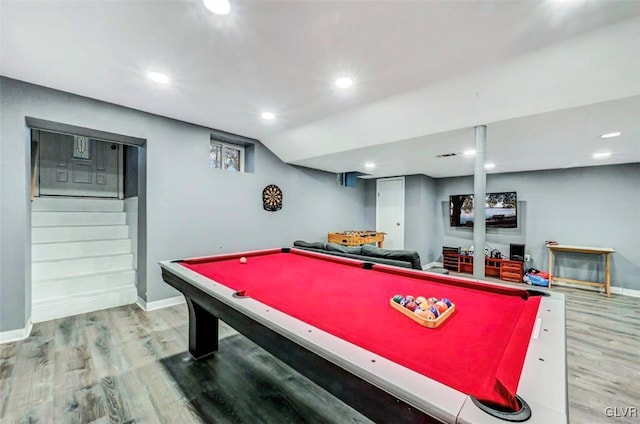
xmin=442 ymin=249 xmax=524 ymax=283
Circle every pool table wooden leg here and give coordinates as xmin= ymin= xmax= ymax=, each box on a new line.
xmin=185 ymin=297 xmax=219 ymax=360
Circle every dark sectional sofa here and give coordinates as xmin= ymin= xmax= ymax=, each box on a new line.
xmin=293 ymin=240 xmax=423 ymax=270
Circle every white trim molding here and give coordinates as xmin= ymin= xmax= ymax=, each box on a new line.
xmin=552 ymin=281 xmax=640 ymax=298
xmin=610 ymin=286 xmax=640 ymax=298
xmin=136 ymin=295 xmax=185 ymax=312
xmin=32 ymin=286 xmax=137 ymax=323
xmin=0 ymin=319 xmax=33 ymax=344
xmin=422 ymin=261 xmax=443 ymax=270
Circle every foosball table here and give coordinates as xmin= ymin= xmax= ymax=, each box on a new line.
xmin=327 ymin=231 xmax=385 ymax=248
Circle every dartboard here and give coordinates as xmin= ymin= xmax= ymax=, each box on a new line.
xmin=262 ymin=184 xmax=282 ymax=212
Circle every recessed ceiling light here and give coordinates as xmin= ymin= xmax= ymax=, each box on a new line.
xmin=592 ymin=152 xmax=611 ymax=159
xmin=261 ymin=112 xmax=275 ymax=121
xmin=485 ymin=163 xmax=496 ymax=169
xmin=364 ymin=162 xmax=375 ymax=169
xmin=147 ymin=71 xmax=169 ymax=84
xmin=600 ymin=132 xmax=621 ymax=139
xmin=335 ymin=77 xmax=353 ymax=89
xmin=463 ymin=149 xmax=476 ymax=156
xmin=203 ymin=0 xmax=230 ymax=15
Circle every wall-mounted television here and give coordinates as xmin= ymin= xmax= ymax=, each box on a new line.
xmin=449 ymin=192 xmax=517 ymax=228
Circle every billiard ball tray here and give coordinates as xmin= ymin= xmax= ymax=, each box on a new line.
xmin=389 ymin=299 xmax=456 ymax=328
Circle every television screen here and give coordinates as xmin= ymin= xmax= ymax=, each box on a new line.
xmin=449 ymin=192 xmax=517 ymax=228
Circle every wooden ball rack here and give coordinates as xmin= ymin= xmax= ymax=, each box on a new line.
xmin=389 ymin=298 xmax=456 ymax=328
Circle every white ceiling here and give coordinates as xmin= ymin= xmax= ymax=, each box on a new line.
xmin=1 ymin=0 xmax=639 ymax=178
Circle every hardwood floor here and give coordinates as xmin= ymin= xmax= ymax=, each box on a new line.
xmin=1 ymin=286 xmax=638 ymax=423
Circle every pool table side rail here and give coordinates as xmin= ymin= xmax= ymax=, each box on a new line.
xmin=174 ymin=247 xmax=283 ymax=264
xmin=293 ymin=248 xmax=536 ymax=300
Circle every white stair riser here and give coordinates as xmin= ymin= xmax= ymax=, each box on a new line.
xmin=32 ymin=254 xmax=133 ymax=281
xmin=32 ymin=212 xmax=126 ymax=227
xmin=32 ymin=225 xmax=129 ymax=243
xmin=32 ymin=270 xmax=136 ymax=302
xmin=32 ymin=198 xmax=124 ymax=212
xmin=32 ymin=239 xmax=132 ymax=261
xmin=32 ymin=286 xmax=137 ymax=323
xmin=30 ymin=198 xmax=137 ymax=322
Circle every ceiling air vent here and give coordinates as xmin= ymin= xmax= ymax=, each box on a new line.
xmin=436 ymin=153 xmax=457 ymax=158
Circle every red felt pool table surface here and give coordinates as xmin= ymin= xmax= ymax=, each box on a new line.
xmin=180 ymin=248 xmax=541 ymax=411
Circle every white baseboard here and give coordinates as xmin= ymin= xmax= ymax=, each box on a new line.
xmin=0 ymin=319 xmax=33 ymax=344
xmin=544 ymin=281 xmax=640 ymax=298
xmin=422 ymin=261 xmax=443 ymax=270
xmin=137 ymin=295 xmax=185 ymax=312
xmin=32 ymin=286 xmax=137 ymax=323
xmin=610 ymin=286 xmax=640 ymax=298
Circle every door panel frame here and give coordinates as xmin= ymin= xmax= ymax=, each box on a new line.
xmin=118 ymin=145 xmax=124 ymax=199
xmin=375 ymin=176 xmax=405 ymax=250
xmin=35 ymin=129 xmax=124 ymax=199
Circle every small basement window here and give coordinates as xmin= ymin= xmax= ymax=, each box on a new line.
xmin=210 ymin=140 xmax=245 ymax=172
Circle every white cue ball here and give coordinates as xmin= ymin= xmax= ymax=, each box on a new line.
xmin=240 ymin=257 xmax=247 ymax=264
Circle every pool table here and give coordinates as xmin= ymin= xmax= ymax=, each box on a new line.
xmin=160 ymin=248 xmax=567 ymax=423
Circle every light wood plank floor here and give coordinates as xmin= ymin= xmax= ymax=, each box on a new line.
xmin=1 ymin=286 xmax=638 ymax=423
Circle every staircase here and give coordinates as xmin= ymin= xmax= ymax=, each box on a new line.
xmin=31 ymin=197 xmax=137 ymax=322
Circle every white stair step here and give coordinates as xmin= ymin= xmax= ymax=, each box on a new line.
xmin=32 ymin=225 xmax=129 ymax=243
xmin=32 ymin=211 xmax=126 ymax=227
xmin=32 ymin=285 xmax=137 ymax=323
xmin=32 ymin=197 xmax=124 ymax=212
xmin=32 ymin=254 xmax=133 ymax=281
xmin=32 ymin=270 xmax=136 ymax=302
xmin=32 ymin=239 xmax=132 ymax=261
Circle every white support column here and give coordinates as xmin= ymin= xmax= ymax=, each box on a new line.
xmin=473 ymin=125 xmax=487 ymax=279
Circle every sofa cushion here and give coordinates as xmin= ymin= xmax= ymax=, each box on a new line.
xmin=293 ymin=240 xmax=326 ymax=250
xmin=326 ymin=242 xmax=362 ymax=255
xmin=362 ymin=244 xmax=422 ymax=270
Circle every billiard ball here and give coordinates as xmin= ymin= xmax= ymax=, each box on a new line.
xmin=428 ymin=305 xmax=440 ymax=318
xmin=400 ymin=298 xmax=410 ymax=307
xmin=428 ymin=297 xmax=439 ymax=305
xmin=415 ymin=296 xmax=427 ymax=305
xmin=406 ymin=301 xmax=418 ymax=311
xmin=239 ymin=257 xmax=247 ymax=264
xmin=414 ymin=309 xmax=429 ymax=319
xmin=441 ymin=298 xmax=452 ymax=307
xmin=392 ymin=295 xmax=404 ymax=304
xmin=435 ymin=301 xmax=448 ymax=314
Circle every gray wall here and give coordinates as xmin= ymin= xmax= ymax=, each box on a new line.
xmin=404 ymin=175 xmax=438 ymax=265
xmin=0 ymin=79 xmax=32 ymax=333
xmin=124 ymin=145 xmax=139 ymax=198
xmin=363 ymin=179 xmax=376 ymax=227
xmin=434 ymin=164 xmax=640 ymax=289
xmin=0 ymin=77 xmax=369 ymax=332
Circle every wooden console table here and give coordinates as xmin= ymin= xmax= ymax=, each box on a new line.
xmin=546 ymin=244 xmax=615 ymax=297
xmin=328 ymin=231 xmax=384 ymax=248
xmin=442 ymin=250 xmax=524 ymax=283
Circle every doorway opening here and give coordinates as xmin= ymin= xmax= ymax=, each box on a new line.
xmin=28 ymin=119 xmax=146 ymax=322
xmin=375 ymin=177 xmax=405 ymax=250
